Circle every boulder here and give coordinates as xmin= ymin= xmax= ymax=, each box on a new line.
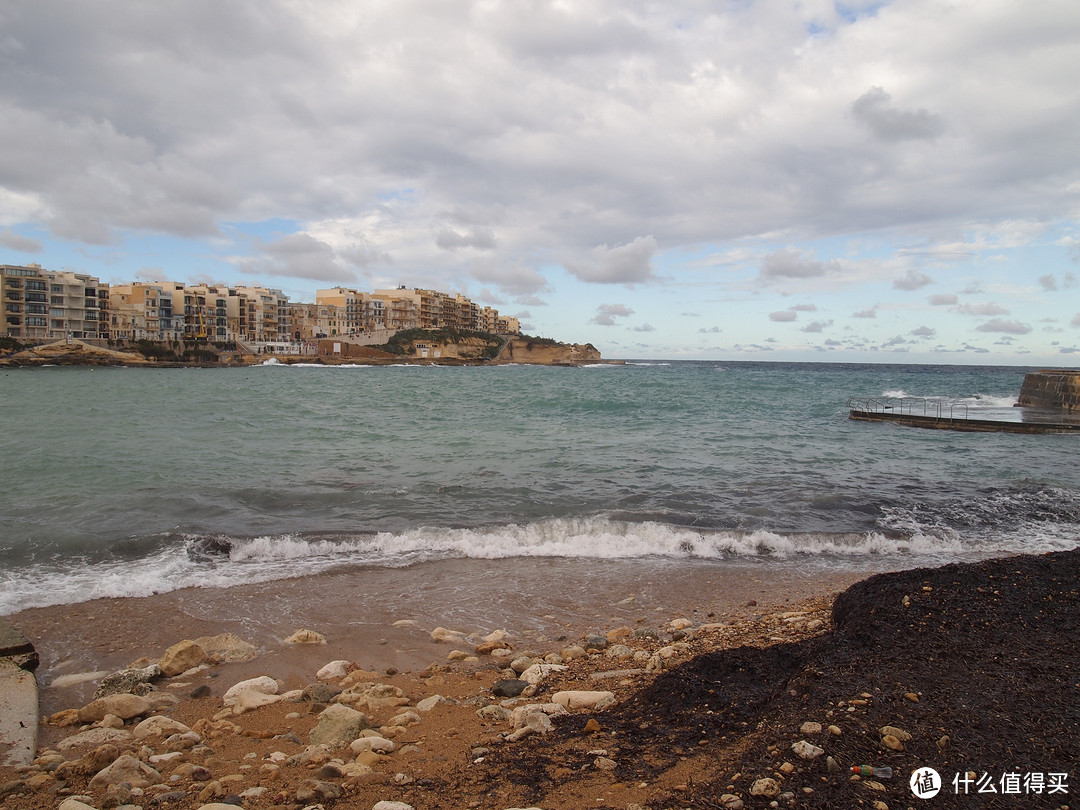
xmin=89 ymin=753 xmax=163 ymax=789
xmin=283 ymin=629 xmax=326 ymax=644
xmin=56 ymin=727 xmax=132 ymax=754
xmin=310 ymin=703 xmax=372 ymax=746
xmin=519 ymin=663 xmax=568 ymax=685
xmin=416 ymin=694 xmax=450 ymax=712
xmin=78 ymin=693 xmax=151 ymax=723
xmin=93 ymin=664 xmax=162 ymax=699
xmin=350 ymin=735 xmax=395 ymax=754
xmin=132 ymin=715 xmax=192 ymax=740
xmin=336 ymin=682 xmax=409 ymax=712
xmin=222 ymin=676 xmax=278 ymax=706
xmin=159 ymin=640 xmax=208 ymax=676
xmin=192 ymin=632 xmax=257 ymax=664
xmin=492 ymin=679 xmax=529 ymax=698
xmin=316 ymin=660 xmax=352 ymax=681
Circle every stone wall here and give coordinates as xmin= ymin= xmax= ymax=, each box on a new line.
xmin=1017 ymin=370 xmax=1080 ymax=412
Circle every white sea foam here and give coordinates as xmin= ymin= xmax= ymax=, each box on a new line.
xmin=2 ymin=516 xmax=1074 ymax=615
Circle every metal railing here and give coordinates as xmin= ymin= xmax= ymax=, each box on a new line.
xmin=847 ymin=397 xmax=969 ymax=421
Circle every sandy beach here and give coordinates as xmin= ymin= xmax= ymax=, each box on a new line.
xmin=2 ymin=551 xmax=1077 ymax=809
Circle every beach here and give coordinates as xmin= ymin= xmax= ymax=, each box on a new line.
xmin=2 ymin=550 xmax=1077 ymax=809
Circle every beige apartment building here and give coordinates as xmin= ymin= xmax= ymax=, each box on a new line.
xmin=2 ymin=264 xmax=107 ymax=341
xmin=108 ymin=282 xmax=186 ymax=342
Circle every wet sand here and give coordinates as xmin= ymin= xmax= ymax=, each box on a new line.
xmin=8 ymin=556 xmax=872 ymax=717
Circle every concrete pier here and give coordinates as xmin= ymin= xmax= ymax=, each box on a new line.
xmin=0 ymin=618 xmax=38 ymax=767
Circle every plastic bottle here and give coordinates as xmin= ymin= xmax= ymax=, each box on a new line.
xmin=851 ymin=765 xmax=893 ymax=779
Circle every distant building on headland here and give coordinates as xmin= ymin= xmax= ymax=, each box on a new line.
xmin=2 ymin=264 xmax=520 ymax=345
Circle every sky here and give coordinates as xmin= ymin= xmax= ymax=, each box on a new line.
xmin=1 ymin=0 xmax=1079 ymax=364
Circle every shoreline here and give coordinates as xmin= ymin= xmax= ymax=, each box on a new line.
xmin=1 ymin=550 xmax=1077 ymax=809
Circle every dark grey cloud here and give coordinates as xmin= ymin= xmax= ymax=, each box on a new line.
xmin=0 ymin=230 xmax=42 ymax=252
xmin=852 ymin=87 xmax=944 ymax=141
xmin=956 ymin=302 xmax=1010 ymax=316
xmin=928 ymin=293 xmax=958 ymax=306
xmin=976 ymin=319 xmax=1032 ymax=335
xmin=591 ymin=303 xmax=634 ymax=326
xmin=893 ymin=269 xmax=934 ymax=291
xmin=564 ymin=236 xmax=657 ymax=284
xmin=435 ymin=225 xmax=498 ymax=251
xmin=758 ymin=249 xmax=836 ymax=282
xmin=769 ymin=310 xmax=798 ymax=322
xmin=240 ymin=233 xmax=356 ymax=282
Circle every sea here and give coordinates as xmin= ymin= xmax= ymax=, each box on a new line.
xmin=2 ymin=359 xmax=1077 ymax=623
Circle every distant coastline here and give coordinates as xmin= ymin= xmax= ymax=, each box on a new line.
xmin=0 ymin=331 xmax=615 ymax=369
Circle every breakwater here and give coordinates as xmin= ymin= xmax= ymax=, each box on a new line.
xmin=1017 ymin=370 xmax=1080 ymax=412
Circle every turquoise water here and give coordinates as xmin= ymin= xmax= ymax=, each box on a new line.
xmin=2 ymin=360 xmax=1077 ymax=613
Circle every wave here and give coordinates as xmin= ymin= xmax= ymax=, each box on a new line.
xmin=2 ymin=512 xmax=1076 ymax=615
xmin=879 ymin=389 xmax=1017 ymax=409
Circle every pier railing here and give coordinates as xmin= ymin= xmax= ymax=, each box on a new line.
xmin=847 ymin=397 xmax=969 ymax=421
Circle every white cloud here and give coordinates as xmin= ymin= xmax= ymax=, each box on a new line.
xmin=911 ymin=325 xmax=936 ymax=337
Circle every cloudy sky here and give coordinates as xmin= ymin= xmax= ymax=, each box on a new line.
xmin=2 ymin=0 xmax=1079 ymax=362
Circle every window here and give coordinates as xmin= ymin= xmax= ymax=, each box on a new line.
xmin=51 ymin=285 xmax=63 ymax=293
xmin=26 ymin=280 xmax=46 ymax=291
xmin=50 ymin=308 xmax=64 ymax=317
xmin=25 ymin=293 xmax=45 ymax=303
xmin=51 ymin=296 xmax=64 ymax=305
xmin=26 ymin=304 xmax=46 ymax=314
xmin=26 ymin=317 xmax=46 ymax=326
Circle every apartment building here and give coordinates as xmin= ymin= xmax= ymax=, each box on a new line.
xmin=2 ymin=264 xmax=106 ymax=341
xmin=108 ymin=282 xmax=185 ymax=341
xmin=234 ymin=286 xmax=288 ymax=343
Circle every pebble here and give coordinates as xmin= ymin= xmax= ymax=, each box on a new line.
xmin=881 ymin=734 xmax=904 ymax=751
xmin=799 ymin=721 xmax=822 ymax=735
xmin=880 ymin=725 xmax=911 ymax=742
xmin=295 ymin=778 xmax=343 ymax=802
xmin=750 ymin=777 xmax=780 ymax=797
xmin=791 ymin=740 xmax=824 ymax=760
